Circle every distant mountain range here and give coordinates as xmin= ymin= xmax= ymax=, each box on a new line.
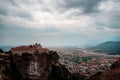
xmin=87 ymin=41 xmax=120 ymax=55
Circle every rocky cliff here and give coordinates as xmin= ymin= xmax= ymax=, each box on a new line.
xmin=0 ymin=44 xmax=85 ymax=80
xmin=88 ymin=60 xmax=120 ymax=80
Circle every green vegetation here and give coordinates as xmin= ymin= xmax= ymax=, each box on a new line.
xmin=82 ymin=57 xmax=93 ymax=61
xmin=72 ymin=57 xmax=80 ymax=63
xmin=72 ymin=56 xmax=93 ymax=62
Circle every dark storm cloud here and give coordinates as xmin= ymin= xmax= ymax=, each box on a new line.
xmin=0 ymin=0 xmax=120 ymax=29
xmin=95 ymin=14 xmax=120 ymax=30
xmin=0 ymin=8 xmax=7 ymax=15
xmin=56 ymin=0 xmax=101 ymax=13
xmin=109 ymin=15 xmax=120 ymax=29
xmin=0 ymin=0 xmax=33 ymax=20
xmin=9 ymin=0 xmax=19 ymax=7
xmin=0 ymin=0 xmax=120 ymax=46
xmin=0 ymin=0 xmax=102 ymax=20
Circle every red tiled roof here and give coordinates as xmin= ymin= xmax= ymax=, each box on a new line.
xmin=12 ymin=46 xmax=34 ymax=51
xmin=11 ymin=44 xmax=48 ymax=53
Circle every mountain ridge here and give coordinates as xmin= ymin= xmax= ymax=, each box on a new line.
xmin=87 ymin=41 xmax=120 ymax=55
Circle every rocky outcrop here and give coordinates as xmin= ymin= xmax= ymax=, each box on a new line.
xmin=88 ymin=60 xmax=120 ymax=80
xmin=0 ymin=53 xmax=23 ymax=80
xmin=0 ymin=44 xmax=85 ymax=80
xmin=111 ymin=59 xmax=120 ymax=69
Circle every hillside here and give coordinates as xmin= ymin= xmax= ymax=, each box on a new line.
xmin=87 ymin=41 xmax=120 ymax=55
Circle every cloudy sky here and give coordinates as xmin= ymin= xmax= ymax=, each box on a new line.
xmin=0 ymin=0 xmax=120 ymax=47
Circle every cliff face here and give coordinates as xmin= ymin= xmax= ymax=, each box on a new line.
xmin=0 ymin=44 xmax=84 ymax=80
xmin=88 ymin=60 xmax=120 ymax=80
xmin=14 ymin=51 xmax=55 ymax=80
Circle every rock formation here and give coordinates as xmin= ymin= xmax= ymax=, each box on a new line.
xmin=0 ymin=43 xmax=85 ymax=80
xmin=111 ymin=59 xmax=120 ymax=69
xmin=88 ymin=60 xmax=120 ymax=80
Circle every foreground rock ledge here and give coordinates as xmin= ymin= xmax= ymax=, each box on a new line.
xmin=88 ymin=60 xmax=120 ymax=80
